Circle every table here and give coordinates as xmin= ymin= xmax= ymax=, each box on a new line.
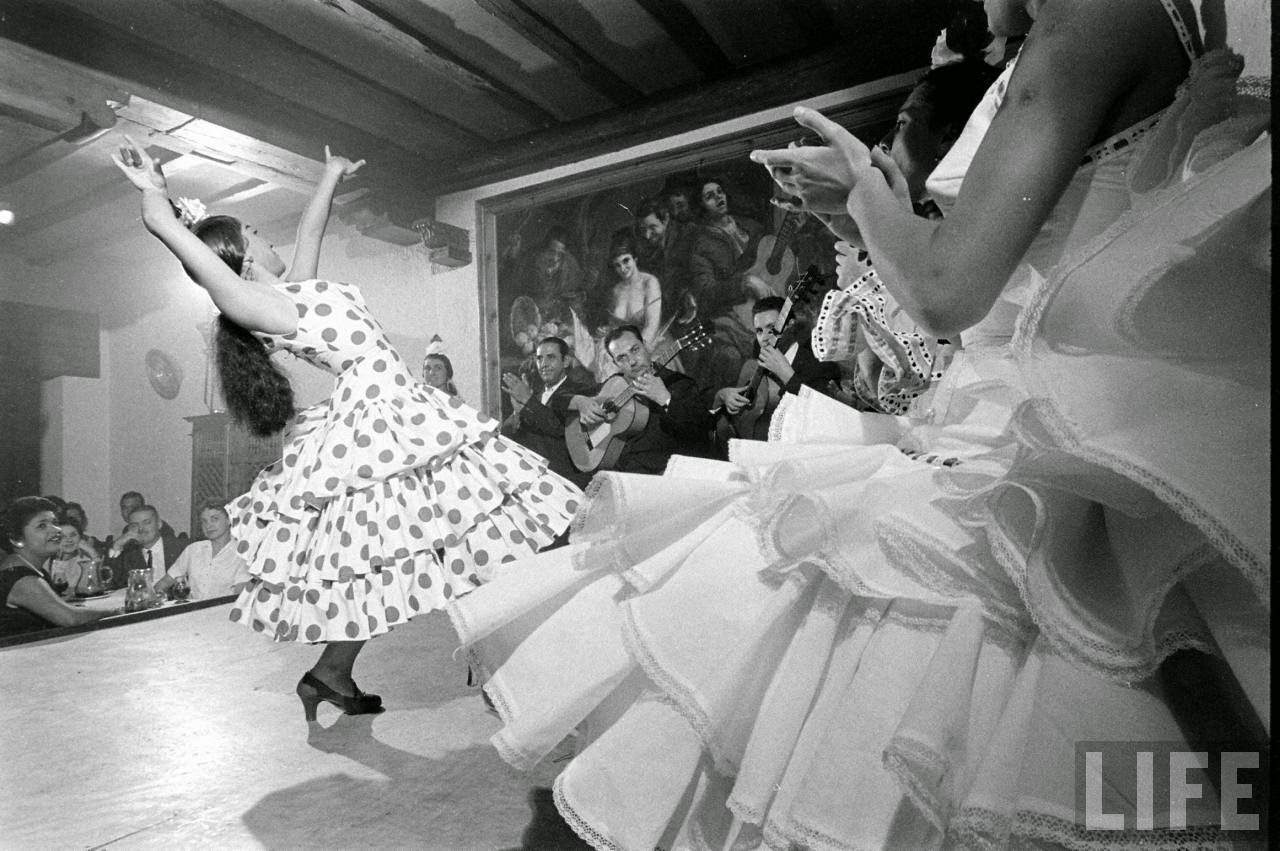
xmin=68 ymin=588 xmax=198 ymax=615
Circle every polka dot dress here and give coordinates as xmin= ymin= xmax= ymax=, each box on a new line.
xmin=227 ymin=279 xmax=582 ymax=643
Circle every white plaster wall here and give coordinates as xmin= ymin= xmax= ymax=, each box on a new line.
xmin=11 ymin=222 xmax=440 ymax=537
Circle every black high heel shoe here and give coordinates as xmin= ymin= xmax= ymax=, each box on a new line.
xmin=296 ymin=671 xmax=385 ymax=721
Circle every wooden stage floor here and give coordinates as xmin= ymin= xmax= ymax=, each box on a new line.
xmin=0 ymin=604 xmax=587 ymax=849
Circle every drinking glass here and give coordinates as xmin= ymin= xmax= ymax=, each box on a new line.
xmin=172 ymin=577 xmax=191 ymax=601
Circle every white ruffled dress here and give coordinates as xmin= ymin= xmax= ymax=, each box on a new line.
xmin=450 ymin=12 xmax=1269 ymax=849
xmin=228 ymin=278 xmax=582 ymax=643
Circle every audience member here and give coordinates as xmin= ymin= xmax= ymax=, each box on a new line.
xmin=422 ymin=353 xmax=459 ymax=397
xmin=1 ymin=496 xmax=118 ymax=637
xmin=105 ymin=504 xmax=189 ymax=590
xmin=115 ymin=490 xmax=176 ymax=541
xmin=49 ymin=518 xmax=96 ymax=595
xmin=62 ymin=501 xmax=107 ymax=554
xmin=501 ymin=336 xmax=597 ymax=490
xmin=156 ymin=500 xmax=247 ymax=601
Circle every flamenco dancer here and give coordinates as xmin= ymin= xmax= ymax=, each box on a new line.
xmin=113 ymin=140 xmax=581 ymax=719
xmin=450 ymin=0 xmax=1268 ymax=847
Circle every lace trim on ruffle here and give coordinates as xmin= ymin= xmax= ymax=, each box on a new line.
xmin=950 ymin=803 xmax=1240 ymax=850
xmin=761 ymin=811 xmax=862 ymax=851
xmin=619 ymin=600 xmax=738 ymax=778
xmin=766 ymin=392 xmax=800 ymax=443
xmin=1009 ymin=56 xmax=1267 ymax=594
xmin=872 ymin=515 xmax=1034 ymax=648
xmin=569 ymin=474 xmax=614 ymax=541
xmin=882 ymin=734 xmax=951 ymax=832
xmin=552 ymin=775 xmax=623 ymax=851
xmin=985 ymin=504 xmax=1218 ymax=683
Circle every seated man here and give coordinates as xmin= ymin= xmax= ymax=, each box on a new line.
xmin=114 ymin=490 xmax=176 ymax=543
xmin=574 ymin=325 xmax=711 ymax=475
xmin=105 ymin=504 xmax=189 ymax=590
xmin=501 ymin=336 xmax=597 ymax=490
xmin=713 ymin=295 xmax=841 ymax=445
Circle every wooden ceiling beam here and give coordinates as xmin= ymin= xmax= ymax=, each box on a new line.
xmin=474 ymin=0 xmax=644 ymax=104
xmin=167 ymin=0 xmax=487 ymax=149
xmin=430 ymin=36 xmax=931 ymax=194
xmin=632 ymin=0 xmax=734 ymax=78
xmin=343 ymin=0 xmax=558 ymax=128
xmin=0 ymin=1 xmax=438 ymax=199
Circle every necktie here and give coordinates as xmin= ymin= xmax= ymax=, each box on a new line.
xmin=146 ymin=548 xmax=154 ymax=578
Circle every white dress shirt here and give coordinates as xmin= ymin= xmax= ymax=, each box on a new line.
xmin=539 ymin=376 xmax=566 ymax=406
xmin=168 ymin=540 xmax=249 ymax=600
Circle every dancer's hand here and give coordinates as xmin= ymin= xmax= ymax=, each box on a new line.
xmin=751 ymin=108 xmax=871 ymax=214
xmin=323 ymin=145 xmax=366 ymax=180
xmin=810 ymin=211 xmax=863 ymax=247
xmin=112 ymin=136 xmax=167 ymax=194
xmin=868 ymin=145 xmax=913 ymax=214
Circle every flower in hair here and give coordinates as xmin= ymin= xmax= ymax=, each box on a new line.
xmin=174 ymin=197 xmax=207 ymax=229
xmin=930 ymin=27 xmax=1008 ymax=69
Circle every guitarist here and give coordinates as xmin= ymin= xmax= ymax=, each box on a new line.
xmin=713 ymin=296 xmax=840 ymax=444
xmin=575 ymin=325 xmax=711 ymax=475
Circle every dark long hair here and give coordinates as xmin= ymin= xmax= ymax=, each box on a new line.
xmin=193 ymin=215 xmax=295 ymax=436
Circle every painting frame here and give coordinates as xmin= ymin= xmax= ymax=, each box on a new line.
xmin=473 ymin=75 xmax=915 ymax=418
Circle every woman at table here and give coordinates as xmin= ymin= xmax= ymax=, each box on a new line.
xmin=1 ymin=496 xmax=120 ymax=637
xmin=156 ymin=500 xmax=248 ymax=601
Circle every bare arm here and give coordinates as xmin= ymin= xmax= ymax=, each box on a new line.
xmin=760 ymin=0 xmax=1174 ymax=338
xmin=8 ymin=576 xmax=117 ymax=627
xmin=113 ymin=138 xmax=296 ymax=334
xmin=287 ymin=146 xmax=365 ymax=282
xmin=641 ymin=274 xmax=662 ymax=345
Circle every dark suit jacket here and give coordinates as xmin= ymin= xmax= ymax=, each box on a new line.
xmin=610 ymin=366 xmax=712 ymax=475
xmin=506 ymin=374 xmax=597 ymax=489
xmin=105 ymin=528 xmax=190 ymax=590
xmin=727 ymin=338 xmax=841 ymax=443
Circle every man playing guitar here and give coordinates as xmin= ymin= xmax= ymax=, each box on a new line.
xmin=574 ymin=325 xmax=711 ymax=474
xmin=713 ymin=296 xmax=840 ymax=445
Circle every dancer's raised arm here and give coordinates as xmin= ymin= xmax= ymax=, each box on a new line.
xmin=753 ymin=0 xmax=1191 ymax=338
xmin=112 ymin=137 xmax=295 ymax=335
xmin=287 ymin=145 xmax=364 ymax=281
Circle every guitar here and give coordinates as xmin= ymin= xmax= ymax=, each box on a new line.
xmin=716 ymin=266 xmax=822 ymax=443
xmin=744 ymin=209 xmax=805 ymax=296
xmin=565 ymin=326 xmax=712 ymax=474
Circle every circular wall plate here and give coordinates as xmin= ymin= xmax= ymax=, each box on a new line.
xmin=145 ymin=348 xmax=183 ymax=400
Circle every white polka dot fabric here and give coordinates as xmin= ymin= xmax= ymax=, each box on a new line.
xmin=227 ymin=279 xmax=581 ymax=643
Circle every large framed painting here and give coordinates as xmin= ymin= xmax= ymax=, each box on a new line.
xmin=474 ymin=78 xmax=912 ymax=419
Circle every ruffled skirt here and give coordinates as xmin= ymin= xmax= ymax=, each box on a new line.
xmin=229 ymin=372 xmax=581 ymax=643
xmin=449 ymin=379 xmax=1256 ymax=848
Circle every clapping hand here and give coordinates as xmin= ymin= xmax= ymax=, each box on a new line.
xmin=111 ymin=136 xmax=167 ymax=193
xmin=750 ymin=107 xmax=872 ymax=214
xmin=323 ymin=145 xmax=366 ymax=180
xmin=501 ymin=371 xmax=533 ymax=407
